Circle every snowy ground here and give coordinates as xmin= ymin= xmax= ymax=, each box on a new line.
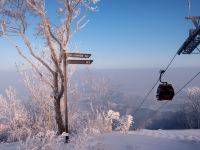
xmin=1 ymin=129 xmax=200 ymax=150
xmin=97 ymin=129 xmax=200 ymax=150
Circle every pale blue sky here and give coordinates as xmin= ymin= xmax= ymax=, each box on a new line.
xmin=1 ymin=0 xmax=200 ymax=70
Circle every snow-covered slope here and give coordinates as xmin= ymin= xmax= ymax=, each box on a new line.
xmin=1 ymin=129 xmax=200 ymax=150
xmin=132 ymin=129 xmax=200 ymax=142
xmin=97 ymin=129 xmax=200 ymax=150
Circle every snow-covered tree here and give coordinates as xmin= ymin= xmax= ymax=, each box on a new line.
xmin=184 ymin=87 xmax=200 ymax=128
xmin=0 ymin=0 xmax=99 ymax=134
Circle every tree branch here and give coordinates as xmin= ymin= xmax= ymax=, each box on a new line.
xmin=20 ymin=32 xmax=55 ymax=75
xmin=26 ymin=0 xmax=59 ymax=64
xmin=3 ymin=35 xmax=53 ymax=88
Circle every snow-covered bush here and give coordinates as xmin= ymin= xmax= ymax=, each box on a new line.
xmin=119 ymin=115 xmax=133 ymax=134
xmin=18 ymin=108 xmax=111 ymax=150
xmin=19 ymin=61 xmax=58 ymax=129
xmin=105 ymin=110 xmax=134 ymax=133
xmin=70 ymin=108 xmax=114 ymax=136
xmin=99 ymin=109 xmax=134 ymax=133
xmin=0 ymin=87 xmax=31 ymax=142
xmin=19 ymin=130 xmax=64 ymax=150
xmin=88 ymin=109 xmax=113 ymax=133
xmin=107 ymin=110 xmax=120 ymax=120
xmin=107 ymin=110 xmax=120 ymax=130
xmin=0 ymin=86 xmax=55 ymax=142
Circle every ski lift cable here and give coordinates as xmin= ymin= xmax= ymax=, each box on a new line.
xmin=133 ymin=53 xmax=178 ymax=115
xmin=175 ymin=70 xmax=200 ymax=95
xmin=164 ymin=53 xmax=178 ymax=72
xmin=132 ymin=78 xmax=159 ymax=115
xmin=142 ymin=101 xmax=169 ymax=126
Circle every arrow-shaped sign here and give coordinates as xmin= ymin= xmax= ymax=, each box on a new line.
xmin=67 ymin=60 xmax=93 ymax=64
xmin=66 ymin=53 xmax=91 ymax=58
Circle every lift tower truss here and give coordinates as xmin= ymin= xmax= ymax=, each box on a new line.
xmin=178 ymin=16 xmax=200 ymax=55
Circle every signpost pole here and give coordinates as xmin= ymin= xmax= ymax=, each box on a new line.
xmin=63 ymin=52 xmax=93 ymax=143
xmin=63 ymin=52 xmax=69 ymax=143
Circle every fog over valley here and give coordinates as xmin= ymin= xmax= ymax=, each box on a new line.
xmin=1 ymin=67 xmax=200 ymax=115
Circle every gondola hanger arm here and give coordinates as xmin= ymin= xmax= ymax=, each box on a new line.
xmin=159 ymin=70 xmax=167 ymax=84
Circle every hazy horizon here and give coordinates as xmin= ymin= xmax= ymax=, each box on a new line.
xmin=1 ymin=67 xmax=199 ymax=106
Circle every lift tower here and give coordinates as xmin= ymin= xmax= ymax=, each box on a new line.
xmin=177 ymin=0 xmax=200 ymax=55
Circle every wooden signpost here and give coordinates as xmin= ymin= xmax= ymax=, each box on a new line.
xmin=68 ymin=60 xmax=93 ymax=64
xmin=67 ymin=52 xmax=91 ymax=58
xmin=63 ymin=52 xmax=93 ymax=143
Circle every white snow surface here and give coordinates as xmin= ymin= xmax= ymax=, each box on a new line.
xmin=1 ymin=129 xmax=200 ymax=150
xmin=97 ymin=129 xmax=200 ymax=150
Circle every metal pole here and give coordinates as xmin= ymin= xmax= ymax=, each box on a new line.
xmin=63 ymin=52 xmax=69 ymax=142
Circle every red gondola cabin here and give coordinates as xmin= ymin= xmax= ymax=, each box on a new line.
xmin=156 ymin=83 xmax=174 ymax=101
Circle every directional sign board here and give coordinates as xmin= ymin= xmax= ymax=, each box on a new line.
xmin=68 ymin=60 xmax=93 ymax=64
xmin=67 ymin=53 xmax=91 ymax=58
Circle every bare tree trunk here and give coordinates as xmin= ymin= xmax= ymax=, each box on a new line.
xmin=54 ymin=97 xmax=65 ymax=134
xmin=53 ymin=72 xmax=65 ymax=134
